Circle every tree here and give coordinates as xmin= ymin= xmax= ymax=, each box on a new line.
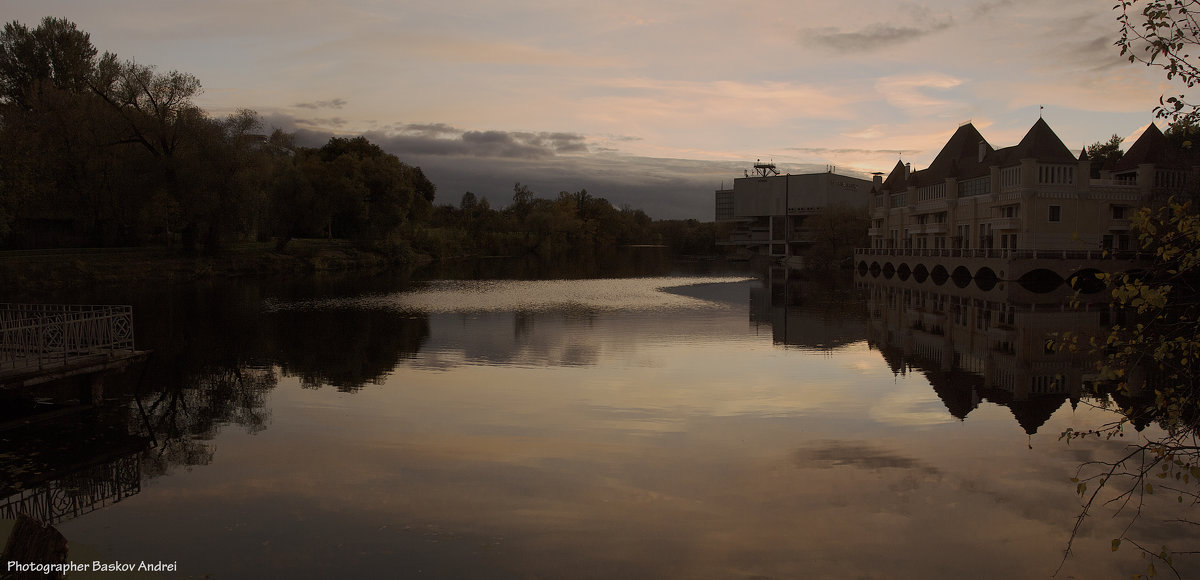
xmin=1057 ymin=199 xmax=1200 ymax=577
xmin=800 ymin=206 xmax=869 ymax=271
xmin=294 ymin=136 xmax=433 ymax=246
xmin=1086 ymin=134 xmax=1125 ymax=178
xmin=460 ymin=191 xmax=478 ymax=211
xmin=0 ymin=17 xmax=114 ymax=108
xmin=1116 ymin=0 xmax=1200 ymax=123
xmin=1050 ymin=7 xmax=1200 ymax=572
xmin=511 ymin=182 xmax=534 ymax=221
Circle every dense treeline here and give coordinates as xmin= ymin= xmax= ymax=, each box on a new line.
xmin=0 ymin=17 xmax=724 ymax=260
xmin=416 ymin=183 xmax=721 ymax=259
xmin=0 ymin=17 xmax=433 ymax=254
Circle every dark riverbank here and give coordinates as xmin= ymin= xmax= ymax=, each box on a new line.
xmin=0 ymin=240 xmax=423 ymax=293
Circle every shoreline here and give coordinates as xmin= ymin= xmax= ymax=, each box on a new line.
xmin=0 ymin=240 xmax=428 ymax=293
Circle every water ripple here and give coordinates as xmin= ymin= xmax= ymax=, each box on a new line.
xmin=265 ymin=276 xmax=754 ymax=314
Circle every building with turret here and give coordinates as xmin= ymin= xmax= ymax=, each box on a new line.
xmin=855 ymin=118 xmax=1197 ymax=287
xmin=863 ymin=118 xmax=1199 ymax=254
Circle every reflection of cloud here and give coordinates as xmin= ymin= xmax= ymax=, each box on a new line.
xmin=869 ymin=376 xmax=963 ymax=427
xmin=797 ymin=440 xmax=941 ymax=473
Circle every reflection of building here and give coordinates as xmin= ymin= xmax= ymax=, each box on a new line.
xmin=855 ymin=119 xmax=1192 ymax=284
xmin=749 ymin=266 xmax=867 ymax=349
xmin=716 ymin=164 xmax=874 ymax=258
xmin=859 ymin=274 xmax=1113 ymax=434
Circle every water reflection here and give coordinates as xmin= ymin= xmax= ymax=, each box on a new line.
xmin=750 ymin=266 xmax=867 ymax=350
xmin=2 ymin=259 xmax=1191 ymax=578
xmin=858 ymin=270 xmax=1117 ymax=434
xmin=0 ymin=407 xmax=147 ymax=526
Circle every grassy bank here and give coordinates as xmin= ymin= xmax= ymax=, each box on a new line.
xmin=0 ymin=240 xmax=425 ymax=292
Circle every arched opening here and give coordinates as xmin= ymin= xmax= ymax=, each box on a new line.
xmin=857 ymin=261 xmax=869 ymax=276
xmin=1018 ymin=268 xmax=1064 ymax=293
xmin=930 ymin=265 xmax=949 ymax=286
xmin=869 ymin=262 xmax=882 ymax=277
xmin=974 ymin=267 xmax=999 ymax=291
xmin=951 ymin=266 xmax=972 ymax=288
xmin=897 ymin=263 xmax=912 ymax=281
xmin=882 ymin=262 xmax=896 ymax=279
xmin=912 ymin=264 xmax=929 ymax=284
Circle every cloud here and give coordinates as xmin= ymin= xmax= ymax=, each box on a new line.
xmin=359 ymin=125 xmax=590 ymax=160
xmin=875 ymin=73 xmax=966 ymax=112
xmin=800 ymin=10 xmax=955 ymax=52
xmin=785 ymin=146 xmax=908 ymax=156
xmin=583 ymin=78 xmax=861 ymax=128
xmin=294 ymin=116 xmax=349 ymax=128
xmin=294 ymin=98 xmax=347 ymax=110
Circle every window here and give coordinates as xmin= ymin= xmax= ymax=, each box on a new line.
xmin=1048 ymin=205 xmax=1061 ymax=222
xmin=1112 ymin=205 xmax=1126 ymax=219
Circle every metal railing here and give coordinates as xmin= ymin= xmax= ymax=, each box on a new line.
xmin=0 ymin=304 xmax=136 ymax=373
xmin=853 ymin=248 xmax=1148 ymax=260
xmin=0 ymin=452 xmax=141 ymax=525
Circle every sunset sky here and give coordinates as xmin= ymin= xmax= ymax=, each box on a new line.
xmin=3 ymin=0 xmax=1180 ymax=218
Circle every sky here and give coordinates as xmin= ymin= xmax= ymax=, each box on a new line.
xmin=2 ymin=0 xmax=1182 ymax=219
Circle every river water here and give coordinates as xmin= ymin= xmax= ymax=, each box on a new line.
xmin=2 ymin=252 xmax=1196 ymax=579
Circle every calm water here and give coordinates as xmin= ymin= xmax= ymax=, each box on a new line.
xmin=3 ymin=255 xmax=1196 ymax=579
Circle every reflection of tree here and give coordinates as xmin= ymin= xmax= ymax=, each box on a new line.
xmin=137 ymin=366 xmax=276 ymax=477
xmin=265 ymin=309 xmax=429 ymax=392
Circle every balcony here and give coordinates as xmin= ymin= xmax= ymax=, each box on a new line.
xmin=991 ymin=217 xmax=1021 ymax=231
xmin=1108 ymin=218 xmax=1131 ymax=231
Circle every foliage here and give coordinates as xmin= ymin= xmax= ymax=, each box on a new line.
xmin=1116 ymin=0 xmax=1200 ymax=124
xmin=420 ymin=183 xmax=662 ymax=258
xmin=1058 ymin=199 xmax=1200 ymax=577
xmin=801 ymin=205 xmax=869 ymax=272
xmin=1087 ymin=134 xmax=1126 ymax=178
xmin=0 ymin=16 xmax=711 ymax=264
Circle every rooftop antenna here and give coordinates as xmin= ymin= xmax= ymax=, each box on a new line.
xmin=1039 ymin=105 xmax=1044 ymax=118
xmin=752 ymin=158 xmax=779 ymax=177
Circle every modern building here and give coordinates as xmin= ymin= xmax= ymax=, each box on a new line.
xmin=715 ymin=163 xmax=874 ymax=258
xmin=855 ymin=118 xmax=1197 ymax=284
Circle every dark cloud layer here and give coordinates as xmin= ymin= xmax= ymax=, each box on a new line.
xmin=262 ymin=113 xmax=831 ymax=220
xmin=362 ymin=126 xmax=588 ymax=160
